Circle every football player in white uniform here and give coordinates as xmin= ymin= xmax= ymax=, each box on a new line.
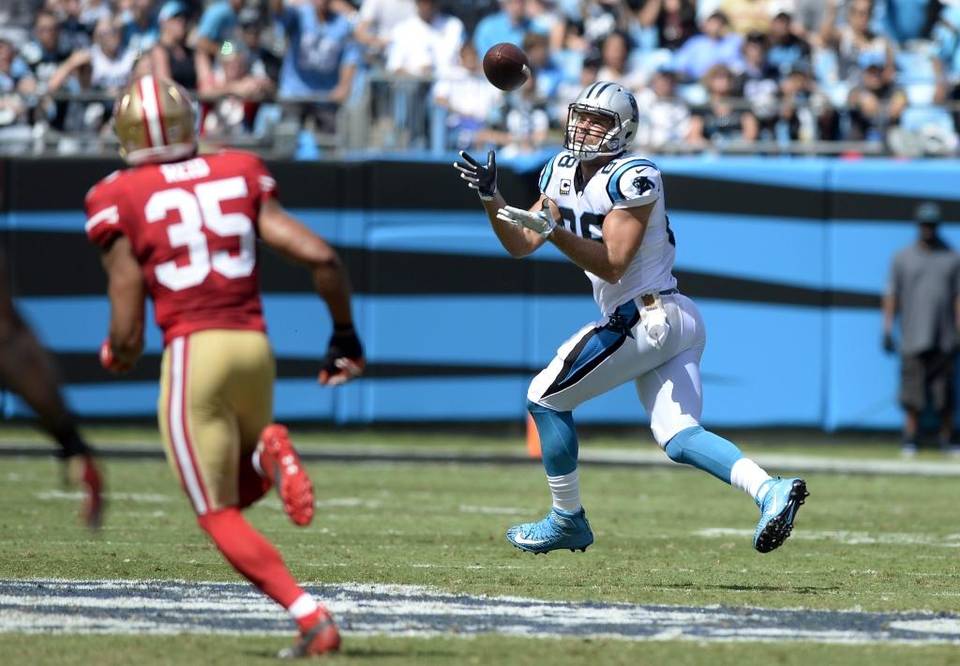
xmin=454 ymin=81 xmax=808 ymax=555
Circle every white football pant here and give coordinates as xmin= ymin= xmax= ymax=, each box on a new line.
xmin=528 ymin=293 xmax=706 ymax=446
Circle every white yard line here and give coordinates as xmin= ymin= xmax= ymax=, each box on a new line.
xmin=1 ymin=579 xmax=958 ymax=646
xmin=34 ymin=491 xmax=173 ymax=503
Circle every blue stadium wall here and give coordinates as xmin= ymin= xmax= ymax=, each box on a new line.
xmin=0 ymin=154 xmax=955 ymax=430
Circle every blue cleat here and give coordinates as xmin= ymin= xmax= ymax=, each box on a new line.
xmin=754 ymin=477 xmax=808 ymax=553
xmin=506 ymin=507 xmax=594 ymax=554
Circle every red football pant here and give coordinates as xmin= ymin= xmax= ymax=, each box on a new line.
xmin=197 ymin=508 xmax=305 ymax=610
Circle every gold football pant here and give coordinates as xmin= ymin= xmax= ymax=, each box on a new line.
xmin=158 ymin=330 xmax=274 ymax=514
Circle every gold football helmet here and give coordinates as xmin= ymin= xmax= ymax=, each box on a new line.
xmin=114 ymin=75 xmax=196 ymax=165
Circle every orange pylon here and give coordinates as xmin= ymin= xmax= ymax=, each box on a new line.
xmin=526 ymin=414 xmax=542 ymax=459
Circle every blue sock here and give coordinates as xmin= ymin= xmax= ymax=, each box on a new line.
xmin=527 ymin=400 xmax=578 ymax=476
xmin=664 ymin=426 xmax=743 ymax=485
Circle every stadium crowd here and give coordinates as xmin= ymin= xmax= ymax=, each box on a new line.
xmin=2 ymin=0 xmax=960 ymax=155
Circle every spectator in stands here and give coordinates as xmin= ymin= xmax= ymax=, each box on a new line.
xmin=739 ymin=31 xmax=780 ymax=137
xmin=767 ymin=12 xmax=812 ymax=75
xmin=883 ymin=202 xmax=960 ymax=457
xmin=121 ymin=0 xmax=160 ymax=54
xmin=553 ymin=52 xmax=600 ymax=123
xmin=53 ymin=0 xmax=94 ymax=52
xmin=527 ymin=0 xmax=565 ymax=43
xmin=473 ymin=0 xmax=546 ymax=58
xmin=86 ymin=17 xmax=137 ymax=93
xmin=43 ymin=44 xmax=97 ymax=137
xmin=197 ymin=0 xmax=243 ymax=57
xmin=0 ymin=0 xmax=37 ymax=47
xmin=276 ymin=0 xmax=360 ymax=131
xmin=486 ymin=72 xmax=550 ymax=156
xmin=688 ymin=63 xmax=759 ymax=145
xmin=791 ymin=0 xmax=832 ymax=43
xmin=21 ymin=10 xmax=73 ymax=90
xmin=47 ymin=16 xmax=135 ymax=136
xmin=432 ymin=42 xmax=503 ymax=149
xmin=78 ymin=0 xmax=113 ymax=37
xmin=635 ymin=0 xmax=698 ymax=51
xmin=199 ymin=40 xmax=274 ymax=136
xmin=719 ymin=0 xmax=778 ymax=35
xmin=556 ymin=14 xmax=591 ymax=57
xmin=634 ymin=65 xmax=692 ymax=148
xmin=778 ymin=61 xmax=839 ymax=141
xmin=150 ymin=0 xmax=196 ymax=90
xmin=932 ymin=3 xmax=960 ymax=106
xmin=0 ymin=38 xmax=34 ymax=130
xmin=672 ymin=11 xmax=744 ymax=82
xmin=237 ymin=7 xmax=281 ymax=85
xmin=596 ymin=30 xmax=645 ymax=90
xmin=847 ymin=50 xmax=907 ymax=140
xmin=877 ymin=0 xmax=942 ymax=45
xmin=524 ymin=31 xmax=562 ymax=102
xmin=820 ymin=0 xmax=895 ymax=84
xmin=355 ymin=0 xmax=416 ymax=62
xmin=385 ymin=0 xmax=464 ymax=78
xmin=579 ymin=0 xmax=627 ymax=44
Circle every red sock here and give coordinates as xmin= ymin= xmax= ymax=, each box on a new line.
xmin=237 ymin=452 xmax=271 ymax=509
xmin=197 ymin=508 xmax=305 ymax=610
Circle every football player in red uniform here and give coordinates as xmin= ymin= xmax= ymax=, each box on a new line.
xmin=86 ymin=76 xmax=364 ymax=657
xmin=0 ymin=253 xmax=103 ymax=529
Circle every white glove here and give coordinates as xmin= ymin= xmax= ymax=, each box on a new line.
xmin=496 ymin=205 xmax=557 ymax=238
xmin=640 ymin=298 xmax=670 ymax=349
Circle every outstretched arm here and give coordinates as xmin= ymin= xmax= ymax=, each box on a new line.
xmin=550 ymin=205 xmax=651 ymax=284
xmin=499 ymin=202 xmax=652 ymax=283
xmin=453 ymin=150 xmax=548 ymax=258
xmin=258 ymin=198 xmax=363 ymax=385
xmin=100 ymin=236 xmax=146 ymax=372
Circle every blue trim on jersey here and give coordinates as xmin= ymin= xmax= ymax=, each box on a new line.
xmin=606 ymin=158 xmax=658 ymax=204
xmin=538 ymin=155 xmax=557 ymax=192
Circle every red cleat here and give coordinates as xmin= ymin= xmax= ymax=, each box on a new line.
xmin=257 ymin=424 xmax=314 ymax=527
xmin=279 ymin=608 xmax=341 ymax=658
xmin=68 ymin=454 xmax=104 ymax=530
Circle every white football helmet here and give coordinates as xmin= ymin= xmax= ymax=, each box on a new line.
xmin=564 ymin=81 xmax=639 ymax=161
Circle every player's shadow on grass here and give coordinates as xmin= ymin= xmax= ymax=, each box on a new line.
xmin=659 ymin=582 xmax=837 ymax=594
xmin=244 ymin=648 xmax=460 ymax=661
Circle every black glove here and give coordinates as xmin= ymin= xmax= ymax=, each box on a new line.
xmin=319 ymin=324 xmax=364 ymax=386
xmin=882 ymin=332 xmax=896 ymax=354
xmin=453 ymin=150 xmax=498 ymax=200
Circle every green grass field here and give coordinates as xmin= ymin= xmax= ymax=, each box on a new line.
xmin=2 ymin=427 xmax=959 ymax=664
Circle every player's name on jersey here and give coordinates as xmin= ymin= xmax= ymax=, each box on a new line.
xmin=161 ymin=158 xmax=212 ymax=184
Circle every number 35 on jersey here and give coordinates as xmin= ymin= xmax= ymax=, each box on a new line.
xmin=84 ymin=151 xmax=276 ymax=344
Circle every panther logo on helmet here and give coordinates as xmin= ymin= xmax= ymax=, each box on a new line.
xmin=564 ymin=81 xmax=639 ymax=161
xmin=113 ymin=75 xmax=197 ymax=166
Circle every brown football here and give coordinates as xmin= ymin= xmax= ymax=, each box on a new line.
xmin=482 ymin=42 xmax=530 ymax=91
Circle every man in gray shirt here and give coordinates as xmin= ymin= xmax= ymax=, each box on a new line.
xmin=883 ymin=202 xmax=960 ymax=456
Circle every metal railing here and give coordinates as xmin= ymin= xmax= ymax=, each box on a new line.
xmin=0 ymin=75 xmax=957 ymax=158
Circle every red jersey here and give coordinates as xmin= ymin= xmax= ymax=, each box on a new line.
xmin=85 ymin=150 xmax=276 ymax=345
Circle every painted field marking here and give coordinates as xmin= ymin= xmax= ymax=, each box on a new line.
xmin=1 ymin=579 xmax=959 ymax=646
xmin=6 ymin=444 xmax=960 ymax=477
xmin=458 ymin=505 xmax=528 ymax=515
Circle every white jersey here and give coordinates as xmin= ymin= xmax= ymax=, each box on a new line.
xmin=90 ymin=45 xmax=137 ymax=92
xmin=538 ymin=150 xmax=677 ymax=315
